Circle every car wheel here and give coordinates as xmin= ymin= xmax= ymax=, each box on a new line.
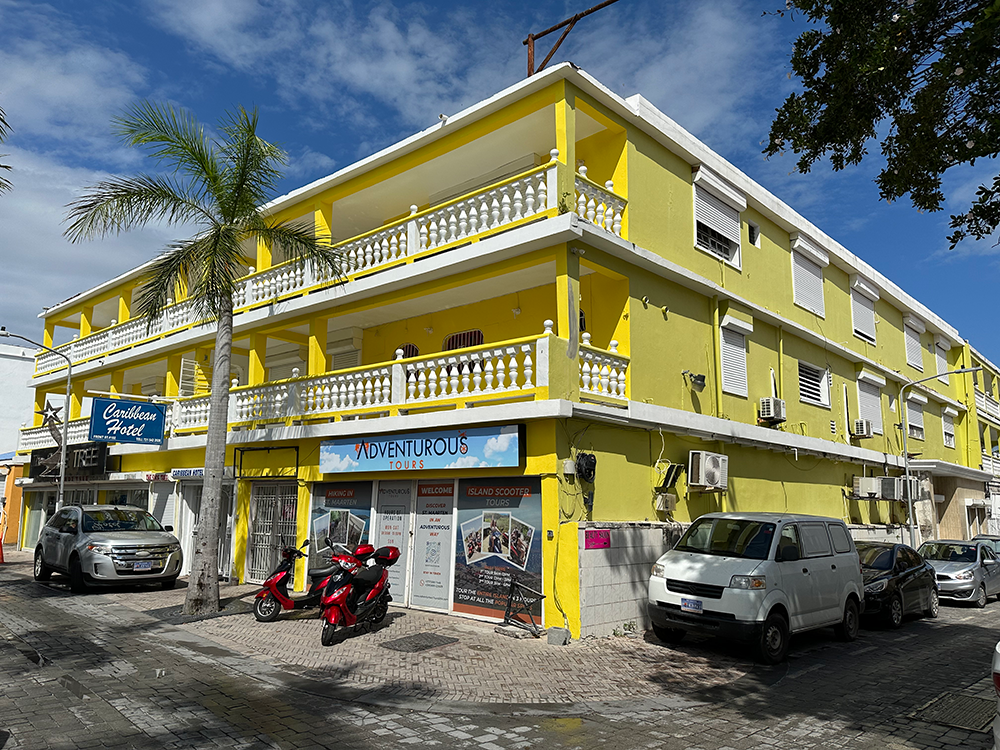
xmin=757 ymin=611 xmax=789 ymax=664
xmin=160 ymin=577 xmax=178 ymax=591
xmin=835 ymin=598 xmax=860 ymax=641
xmin=651 ymin=623 xmax=685 ymax=644
xmin=253 ymin=593 xmax=281 ymax=623
xmin=321 ymin=620 xmax=338 ymax=647
xmin=68 ymin=556 xmax=88 ymax=594
xmin=33 ymin=549 xmax=52 ymax=581
xmin=923 ymin=589 xmax=939 ymax=619
xmin=975 ymin=584 xmax=988 ymax=609
xmin=887 ymin=594 xmax=904 ymax=629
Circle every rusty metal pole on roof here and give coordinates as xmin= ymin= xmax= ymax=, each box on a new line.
xmin=523 ymin=0 xmax=624 ymax=77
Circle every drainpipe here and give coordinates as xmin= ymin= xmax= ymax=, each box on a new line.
xmin=711 ymin=296 xmax=723 ymax=418
xmin=777 ymin=326 xmax=785 ymax=400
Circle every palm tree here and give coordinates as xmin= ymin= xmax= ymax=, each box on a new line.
xmin=65 ymin=102 xmax=341 ymax=614
xmin=0 ymin=105 xmax=12 ymax=193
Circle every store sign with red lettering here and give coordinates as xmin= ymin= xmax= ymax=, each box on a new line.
xmin=319 ymin=425 xmax=520 ymax=473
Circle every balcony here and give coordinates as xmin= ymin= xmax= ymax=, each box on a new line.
xmin=976 ymin=389 xmax=1000 ymax=422
xmin=18 ymin=418 xmax=92 ymax=452
xmin=34 ymin=161 xmax=627 ymax=377
xmin=20 ymin=326 xmax=631 ymax=451
xmin=983 ymin=453 xmax=1000 ymax=477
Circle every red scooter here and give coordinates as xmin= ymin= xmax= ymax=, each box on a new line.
xmin=253 ymin=539 xmax=375 ymax=622
xmin=319 ymin=544 xmax=400 ymax=646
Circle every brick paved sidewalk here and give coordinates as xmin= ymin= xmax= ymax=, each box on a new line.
xmin=1 ymin=547 xmax=753 ymax=709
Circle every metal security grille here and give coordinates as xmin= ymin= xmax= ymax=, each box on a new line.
xmin=905 ymin=325 xmax=923 ymax=369
xmin=720 ymin=327 xmax=747 ymax=398
xmin=792 ymin=251 xmax=825 ymax=316
xmin=246 ymin=483 xmax=299 ymax=584
xmin=444 ymin=330 xmax=484 ymax=351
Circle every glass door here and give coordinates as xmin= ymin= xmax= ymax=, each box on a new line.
xmin=374 ymin=480 xmax=413 ymax=605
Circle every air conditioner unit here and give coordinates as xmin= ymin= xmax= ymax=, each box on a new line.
xmin=654 ymin=492 xmax=677 ymax=512
xmin=689 ymin=451 xmax=728 ymax=491
xmin=854 ymin=477 xmax=881 ymax=499
xmin=878 ymin=476 xmax=901 ymax=501
xmin=901 ymin=476 xmax=921 ymax=501
xmin=759 ymin=397 xmax=786 ymax=423
xmin=853 ymin=419 xmax=873 ymax=439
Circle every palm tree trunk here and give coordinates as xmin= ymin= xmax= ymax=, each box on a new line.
xmin=182 ymin=299 xmax=233 ymax=615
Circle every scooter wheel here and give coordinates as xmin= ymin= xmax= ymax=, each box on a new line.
xmin=321 ymin=620 xmax=338 ymax=647
xmin=371 ymin=598 xmax=389 ymax=624
xmin=253 ymin=593 xmax=281 ymax=622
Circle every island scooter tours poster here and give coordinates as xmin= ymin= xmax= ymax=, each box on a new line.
xmin=454 ymin=477 xmax=542 ymax=620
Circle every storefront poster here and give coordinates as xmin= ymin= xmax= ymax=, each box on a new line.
xmin=453 ymin=477 xmax=542 ymax=620
xmin=409 ymin=481 xmax=454 ymax=610
xmin=319 ymin=425 xmax=520 ymax=473
xmin=375 ymin=480 xmax=412 ymax=602
xmin=310 ymin=482 xmax=372 ymax=557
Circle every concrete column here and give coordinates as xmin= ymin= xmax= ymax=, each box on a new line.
xmin=80 ymin=306 xmax=93 ymax=338
xmin=165 ymin=355 xmax=183 ymax=398
xmin=110 ymin=370 xmax=125 ymax=395
xmin=249 ymin=333 xmax=267 ymax=385
xmin=554 ymin=89 xmax=576 ymax=214
xmin=256 ymin=238 xmax=272 ymax=271
xmin=308 ymin=319 xmax=328 ymax=376
xmin=118 ymin=289 xmax=133 ymax=323
xmin=314 ymin=203 xmax=332 ymax=245
xmin=70 ymin=379 xmax=85 ymax=419
xmin=43 ymin=320 xmax=55 ymax=349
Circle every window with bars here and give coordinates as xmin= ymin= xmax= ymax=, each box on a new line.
xmin=720 ymin=327 xmax=748 ymax=398
xmin=792 ymin=251 xmax=825 ymax=316
xmin=444 ymin=329 xmax=485 ymax=351
xmin=907 ymin=399 xmax=924 ymax=440
xmin=799 ymin=361 xmax=830 ymax=407
xmin=943 ymin=411 xmax=956 ymax=448
xmin=694 ymin=185 xmax=741 ymax=266
xmin=852 ymin=290 xmax=876 ymax=344
xmin=398 ymin=343 xmax=419 ymax=359
xmin=905 ymin=325 xmax=923 ymax=370
xmin=857 ymin=380 xmax=883 ymax=434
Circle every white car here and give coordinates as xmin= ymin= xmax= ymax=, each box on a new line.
xmin=648 ymin=512 xmax=864 ymax=663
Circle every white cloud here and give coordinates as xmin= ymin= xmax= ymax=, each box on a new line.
xmin=445 ymin=455 xmax=488 ymax=469
xmin=483 ymin=432 xmax=514 ymax=458
xmin=320 ymin=449 xmax=359 ymax=472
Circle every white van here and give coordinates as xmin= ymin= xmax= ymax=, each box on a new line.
xmin=647 ymin=512 xmax=863 ymax=663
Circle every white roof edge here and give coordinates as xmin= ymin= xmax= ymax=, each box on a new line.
xmin=970 ymin=344 xmax=1000 ymax=378
xmin=40 ymin=256 xmax=158 ymax=319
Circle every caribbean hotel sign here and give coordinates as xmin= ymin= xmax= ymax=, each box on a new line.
xmin=89 ymin=398 xmax=167 ymax=446
xmin=319 ymin=425 xmax=521 ymax=473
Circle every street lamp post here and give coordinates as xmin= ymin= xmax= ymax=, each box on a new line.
xmin=0 ymin=327 xmax=73 ymax=511
xmin=900 ymin=366 xmax=982 ymax=548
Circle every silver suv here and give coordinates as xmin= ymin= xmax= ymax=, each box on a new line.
xmin=34 ymin=505 xmax=183 ymax=592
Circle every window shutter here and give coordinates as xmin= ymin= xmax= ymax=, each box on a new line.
xmin=720 ymin=327 xmax=748 ymax=397
xmin=857 ymin=381 xmax=883 ymax=434
xmin=695 ymin=185 xmax=740 ymax=245
xmin=852 ymin=290 xmax=876 ymax=343
xmin=943 ymin=412 xmax=955 ymax=448
xmin=905 ymin=325 xmax=923 ymax=370
xmin=792 ymin=251 xmax=825 ymax=316
xmin=798 ymin=361 xmax=829 ymax=406
xmin=936 ymin=344 xmax=948 ymax=383
xmin=907 ymin=399 xmax=924 ymax=430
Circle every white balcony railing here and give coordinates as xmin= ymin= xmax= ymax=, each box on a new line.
xmin=575 ymin=167 xmax=625 ymax=237
xmin=579 ymin=333 xmax=629 ymax=401
xmin=976 ymin=389 xmax=1000 ymax=421
xmin=35 ymin=160 xmax=563 ymax=376
xmin=983 ymin=453 xmax=1000 ymax=476
xmin=17 ymin=418 xmax=92 ymax=452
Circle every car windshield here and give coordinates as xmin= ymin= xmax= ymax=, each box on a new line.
xmin=918 ymin=542 xmax=976 ymax=563
xmin=856 ymin=544 xmax=893 ymax=570
xmin=674 ymin=518 xmax=775 ymax=560
xmin=82 ymin=509 xmax=164 ymax=533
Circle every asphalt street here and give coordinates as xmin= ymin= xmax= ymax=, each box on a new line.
xmin=0 ymin=547 xmax=997 ymax=750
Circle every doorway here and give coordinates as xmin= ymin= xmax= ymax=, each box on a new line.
xmin=245 ymin=483 xmax=298 ymax=583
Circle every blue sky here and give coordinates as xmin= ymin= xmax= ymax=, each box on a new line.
xmin=1 ymin=0 xmax=996 ymax=361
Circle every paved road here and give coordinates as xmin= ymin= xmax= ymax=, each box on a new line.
xmin=1 ymin=548 xmax=997 ymax=749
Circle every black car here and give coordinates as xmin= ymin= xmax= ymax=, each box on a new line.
xmin=856 ymin=541 xmax=939 ymax=628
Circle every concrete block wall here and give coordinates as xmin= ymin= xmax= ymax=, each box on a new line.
xmin=578 ymin=521 xmax=682 ymax=637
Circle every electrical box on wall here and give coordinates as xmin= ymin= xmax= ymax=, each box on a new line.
xmin=654 ymin=492 xmax=677 ymax=512
xmin=854 ymin=476 xmax=881 ymax=498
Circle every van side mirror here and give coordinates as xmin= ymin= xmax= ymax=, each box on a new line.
xmin=164 ymin=525 xmax=174 ymax=533
xmin=778 ymin=546 xmax=800 ymax=562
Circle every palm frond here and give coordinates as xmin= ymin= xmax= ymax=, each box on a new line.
xmin=0 ymin=106 xmax=12 ymax=193
xmin=114 ymin=101 xmax=222 ymax=200
xmin=64 ymin=173 xmax=214 ymax=242
xmin=134 ymin=240 xmax=204 ymax=331
xmin=217 ymin=107 xmax=285 ymax=224
xmin=254 ymin=219 xmax=344 ymax=278
xmin=186 ymin=228 xmax=248 ymax=318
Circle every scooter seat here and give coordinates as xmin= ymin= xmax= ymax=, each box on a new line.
xmin=308 ymin=565 xmax=336 ymax=578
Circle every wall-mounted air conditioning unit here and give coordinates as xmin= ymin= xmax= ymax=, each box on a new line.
xmin=854 ymin=477 xmax=881 ymax=498
xmin=759 ymin=397 xmax=786 ymax=423
xmin=901 ymin=476 xmax=921 ymax=501
xmin=879 ymin=476 xmax=901 ymax=501
xmin=853 ymin=419 xmax=873 ymax=439
xmin=689 ymin=451 xmax=729 ymax=491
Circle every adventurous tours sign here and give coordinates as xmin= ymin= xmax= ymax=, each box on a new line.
xmin=319 ymin=425 xmax=521 ymax=474
xmin=89 ymin=398 xmax=167 ymax=445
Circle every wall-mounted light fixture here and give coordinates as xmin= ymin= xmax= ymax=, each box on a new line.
xmin=682 ymin=370 xmax=707 ymax=392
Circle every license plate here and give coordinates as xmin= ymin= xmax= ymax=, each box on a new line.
xmin=681 ymin=597 xmax=703 ymax=614
xmin=133 ymin=561 xmax=152 ymax=571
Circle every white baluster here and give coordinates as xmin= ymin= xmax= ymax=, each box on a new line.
xmin=439 ymin=365 xmax=450 ymax=396
xmin=617 ymin=368 xmax=627 ymax=397
xmin=364 ymin=377 xmax=373 ymax=406
xmin=419 ymin=222 xmax=428 ymax=250
xmin=490 ymin=195 xmax=501 ymax=228
xmin=472 ymin=360 xmax=482 ymax=393
xmin=458 ymin=208 xmax=468 ymax=238
xmin=450 ymin=361 xmax=460 ymax=395
xmin=460 ymin=362 xmax=471 ymax=394
xmin=600 ymin=363 xmax=611 ymax=395
xmin=577 ymin=192 xmax=587 ymax=217
xmin=501 ymin=192 xmax=511 ymax=225
xmin=582 ymin=360 xmax=592 ymax=393
xmin=609 ymin=339 xmax=619 ymax=353
xmin=512 ymin=188 xmax=523 ymax=221
xmin=596 ymin=200 xmax=606 ymax=229
xmin=417 ymin=369 xmax=427 ymax=399
xmin=523 ymin=349 xmax=533 ymax=388
xmin=468 ymin=204 xmax=479 ymax=235
xmin=427 ymin=368 xmax=438 ymax=399
xmin=408 ymin=371 xmax=417 ymax=400
xmin=587 ymin=197 xmax=597 ymax=223
xmin=525 ymin=183 xmax=535 ymax=215
xmin=537 ymin=175 xmax=547 ymax=209
xmin=543 ymin=319 xmax=554 ymax=334
xmin=495 ymin=358 xmax=506 ymax=390
xmin=483 ymin=359 xmax=494 ymax=392
xmin=448 ymin=209 xmax=458 ymax=242
xmin=507 ymin=354 xmax=519 ymax=389
xmin=613 ymin=207 xmax=623 ymax=236
xmin=582 ymin=332 xmax=592 ymax=347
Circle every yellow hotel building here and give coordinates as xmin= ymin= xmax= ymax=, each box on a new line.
xmin=16 ymin=65 xmax=1000 ymax=637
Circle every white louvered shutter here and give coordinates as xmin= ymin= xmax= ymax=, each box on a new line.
xmin=695 ymin=186 xmax=740 ymax=245
xmin=936 ymin=344 xmax=949 ymax=383
xmin=798 ymin=362 xmax=829 ymax=406
xmin=721 ymin=328 xmax=748 ymax=397
xmin=857 ymin=381 xmax=883 ymax=434
xmin=792 ymin=251 xmax=825 ymax=316
xmin=943 ymin=412 xmax=955 ymax=448
xmin=905 ymin=325 xmax=923 ymax=370
xmin=852 ymin=290 xmax=876 ymax=343
xmin=907 ymin=399 xmax=924 ymax=435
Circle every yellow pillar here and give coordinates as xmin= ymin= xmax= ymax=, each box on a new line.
xmin=256 ymin=238 xmax=272 ymax=271
xmin=249 ymin=333 xmax=267 ymax=385
xmin=314 ymin=203 xmax=332 ymax=245
xmin=70 ymin=379 xmax=85 ymax=419
xmin=165 ymin=355 xmax=183 ymax=398
xmin=43 ymin=320 xmax=55 ymax=349
xmin=33 ymin=391 xmax=47 ymax=427
xmin=80 ymin=307 xmax=93 ymax=338
xmin=110 ymin=370 xmax=125 ymax=395
xmin=118 ymin=289 xmax=132 ymax=323
xmin=554 ymin=86 xmax=576 ymax=209
xmin=555 ymin=246 xmax=580 ymax=342
xmin=308 ymin=319 xmax=328 ymax=376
